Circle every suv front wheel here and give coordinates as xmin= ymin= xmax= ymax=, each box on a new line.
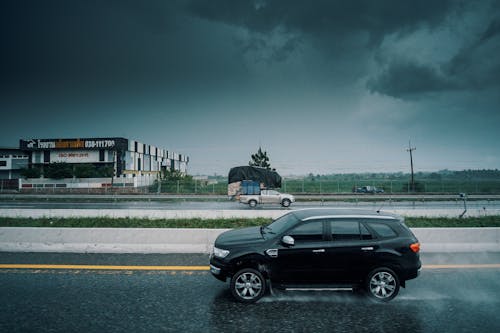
xmin=366 ymin=267 xmax=400 ymax=302
xmin=230 ymin=268 xmax=266 ymax=303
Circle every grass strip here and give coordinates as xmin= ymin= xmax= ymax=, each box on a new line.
xmin=0 ymin=217 xmax=270 ymax=228
xmin=404 ymin=216 xmax=500 ymax=228
xmin=0 ymin=216 xmax=500 ymax=228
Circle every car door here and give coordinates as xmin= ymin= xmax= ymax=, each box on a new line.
xmin=321 ymin=219 xmax=378 ymax=283
xmin=269 ymin=219 xmax=329 ymax=284
xmin=261 ymin=190 xmax=279 ymax=204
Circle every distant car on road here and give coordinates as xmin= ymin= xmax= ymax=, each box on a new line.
xmin=354 ymin=186 xmax=384 ymax=194
xmin=210 ymin=208 xmax=421 ymax=303
xmin=239 ymin=189 xmax=295 ymax=208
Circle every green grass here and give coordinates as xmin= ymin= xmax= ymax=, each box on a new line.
xmin=0 ymin=217 xmax=270 ymax=229
xmin=1 ymin=216 xmax=499 ymax=228
xmin=405 ymin=216 xmax=500 ymax=228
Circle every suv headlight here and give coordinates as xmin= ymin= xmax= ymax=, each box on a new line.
xmin=213 ymin=247 xmax=230 ymax=258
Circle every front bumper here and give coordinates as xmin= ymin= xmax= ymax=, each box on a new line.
xmin=209 ymin=255 xmax=232 ymax=282
xmin=210 ymin=264 xmax=222 ymax=275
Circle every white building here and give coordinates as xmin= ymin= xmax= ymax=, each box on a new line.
xmin=20 ymin=137 xmax=189 ymax=179
xmin=0 ymin=148 xmax=29 ymax=179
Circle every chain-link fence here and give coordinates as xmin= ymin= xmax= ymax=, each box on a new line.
xmin=0 ymin=179 xmax=19 ymax=192
xmin=153 ymin=178 xmax=500 ymax=195
xmin=3 ymin=177 xmax=500 ymax=195
xmin=280 ymin=178 xmax=500 ymax=194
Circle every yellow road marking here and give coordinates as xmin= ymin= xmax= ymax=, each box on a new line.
xmin=0 ymin=264 xmax=210 ymax=271
xmin=0 ymin=264 xmax=499 ymax=271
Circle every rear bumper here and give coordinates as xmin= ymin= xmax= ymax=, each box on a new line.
xmin=402 ymin=260 xmax=422 ymax=281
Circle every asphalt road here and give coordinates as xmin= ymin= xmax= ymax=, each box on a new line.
xmin=1 ymin=252 xmax=499 ymax=332
xmin=1 ymin=199 xmax=499 ymax=211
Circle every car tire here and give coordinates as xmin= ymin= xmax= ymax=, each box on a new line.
xmin=281 ymin=199 xmax=291 ymax=207
xmin=230 ymin=268 xmax=266 ymax=303
xmin=248 ymin=200 xmax=257 ymax=208
xmin=365 ymin=267 xmax=400 ymax=302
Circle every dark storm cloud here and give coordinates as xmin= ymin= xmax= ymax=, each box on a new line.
xmin=366 ymin=60 xmax=454 ymax=98
xmin=368 ymin=10 xmax=500 ymax=99
xmin=0 ymin=0 xmax=466 ymax=99
xmin=480 ymin=17 xmax=500 ymax=42
xmin=445 ymin=16 xmax=500 ymax=88
xmin=188 ymin=0 xmax=454 ymax=49
xmin=0 ymin=0 xmax=244 ymax=99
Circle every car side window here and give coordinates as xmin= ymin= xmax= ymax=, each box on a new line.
xmin=288 ymin=221 xmax=324 ymax=242
xmin=367 ymin=222 xmax=397 ymax=238
xmin=330 ymin=221 xmax=361 ymax=241
xmin=360 ymin=223 xmax=373 ymax=240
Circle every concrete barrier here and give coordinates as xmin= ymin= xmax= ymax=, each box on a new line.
xmin=0 ymin=227 xmax=499 ymax=253
xmin=0 ymin=227 xmax=230 ymax=253
xmin=412 ymin=228 xmax=500 ymax=252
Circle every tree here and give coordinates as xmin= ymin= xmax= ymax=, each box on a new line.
xmin=95 ymin=165 xmax=114 ymax=178
xmin=20 ymin=167 xmax=41 ymax=179
xmin=162 ymin=168 xmax=192 ymax=181
xmin=74 ymin=164 xmax=96 ymax=178
xmin=249 ymin=147 xmax=271 ymax=170
xmin=44 ymin=162 xmax=73 ymax=179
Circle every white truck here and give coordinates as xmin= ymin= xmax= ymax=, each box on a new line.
xmin=239 ymin=189 xmax=295 ymax=208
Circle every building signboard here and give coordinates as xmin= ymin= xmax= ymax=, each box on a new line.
xmin=20 ymin=138 xmax=128 ymax=150
xmin=50 ymin=150 xmax=100 ymax=163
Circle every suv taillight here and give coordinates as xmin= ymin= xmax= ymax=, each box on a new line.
xmin=410 ymin=242 xmax=420 ymax=253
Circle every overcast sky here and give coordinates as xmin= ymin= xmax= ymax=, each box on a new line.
xmin=1 ymin=0 xmax=499 ymax=175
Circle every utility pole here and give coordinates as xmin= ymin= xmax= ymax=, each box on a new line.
xmin=406 ymin=140 xmax=416 ymax=192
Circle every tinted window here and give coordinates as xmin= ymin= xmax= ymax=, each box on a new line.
xmin=266 ymin=213 xmax=300 ymax=235
xmin=330 ymin=221 xmax=360 ymax=241
xmin=368 ymin=222 xmax=397 ymax=238
xmin=289 ymin=221 xmax=323 ymax=242
xmin=360 ymin=223 xmax=373 ymax=240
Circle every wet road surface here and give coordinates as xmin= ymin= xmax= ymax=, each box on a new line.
xmin=1 ymin=199 xmax=499 ymax=211
xmin=1 ymin=252 xmax=499 ymax=332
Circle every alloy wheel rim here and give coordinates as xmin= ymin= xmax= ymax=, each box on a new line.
xmin=235 ymin=272 xmax=262 ymax=299
xmin=369 ymin=272 xmax=396 ymax=299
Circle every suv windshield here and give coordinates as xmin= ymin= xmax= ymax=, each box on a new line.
xmin=263 ymin=212 xmax=299 ymax=237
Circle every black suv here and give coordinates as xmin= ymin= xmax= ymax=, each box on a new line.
xmin=210 ymin=209 xmax=421 ymax=303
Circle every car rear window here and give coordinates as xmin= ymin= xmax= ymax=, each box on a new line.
xmin=330 ymin=221 xmax=373 ymax=241
xmin=331 ymin=221 xmax=359 ymax=240
xmin=367 ymin=222 xmax=397 ymax=238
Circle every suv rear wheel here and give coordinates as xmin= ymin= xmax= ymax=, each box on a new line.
xmin=366 ymin=267 xmax=400 ymax=302
xmin=248 ymin=200 xmax=257 ymax=208
xmin=281 ymin=199 xmax=291 ymax=207
xmin=230 ymin=268 xmax=266 ymax=303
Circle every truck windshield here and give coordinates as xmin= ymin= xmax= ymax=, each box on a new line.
xmin=264 ymin=212 xmax=299 ymax=236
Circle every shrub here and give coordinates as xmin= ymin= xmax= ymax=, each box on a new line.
xmin=44 ymin=162 xmax=73 ymax=179
xmin=20 ymin=167 xmax=41 ymax=179
xmin=74 ymin=164 xmax=96 ymax=178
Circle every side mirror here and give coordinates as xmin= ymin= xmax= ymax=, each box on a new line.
xmin=282 ymin=235 xmax=295 ymax=246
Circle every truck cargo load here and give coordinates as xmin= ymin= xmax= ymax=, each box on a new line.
xmin=228 ymin=166 xmax=281 ymax=188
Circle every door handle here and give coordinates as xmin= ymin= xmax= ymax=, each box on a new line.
xmin=361 ymin=247 xmax=374 ymax=251
xmin=312 ymin=249 xmax=325 ymax=253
